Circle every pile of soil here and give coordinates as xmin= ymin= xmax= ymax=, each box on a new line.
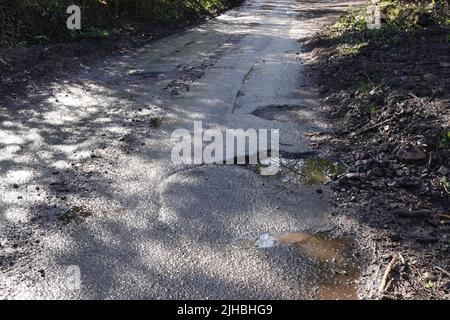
xmin=304 ymin=21 xmax=450 ymax=299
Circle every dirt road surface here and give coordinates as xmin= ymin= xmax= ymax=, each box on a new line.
xmin=0 ymin=0 xmax=361 ymax=299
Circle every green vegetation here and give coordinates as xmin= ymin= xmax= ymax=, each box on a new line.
xmin=357 ymin=81 xmax=373 ymax=95
xmin=0 ymin=0 xmax=242 ymax=47
xmin=441 ymin=177 xmax=450 ymax=194
xmin=368 ymin=105 xmax=377 ymax=114
xmin=332 ymin=7 xmax=367 ymax=34
xmin=438 ymin=129 xmax=450 ymax=149
xmin=332 ymin=0 xmax=450 ymax=35
xmin=325 ymin=1 xmax=449 ymax=66
xmin=445 ymin=32 xmax=450 ymax=42
xmin=336 ymin=41 xmax=368 ymax=55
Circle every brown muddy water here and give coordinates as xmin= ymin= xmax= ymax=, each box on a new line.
xmin=231 ymin=231 xmax=361 ymax=300
xmin=254 ymin=157 xmax=344 ymax=185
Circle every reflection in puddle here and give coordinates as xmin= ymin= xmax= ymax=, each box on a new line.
xmin=256 ymin=157 xmax=343 ymax=185
xmin=231 ymin=231 xmax=361 ymax=300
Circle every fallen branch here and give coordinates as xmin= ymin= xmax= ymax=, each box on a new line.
xmin=434 ymin=266 xmax=450 ymax=278
xmin=438 ymin=213 xmax=450 ymax=220
xmin=378 ymin=254 xmax=398 ymax=295
xmin=408 ymin=92 xmax=421 ymax=101
xmin=351 ymin=117 xmax=395 ymax=137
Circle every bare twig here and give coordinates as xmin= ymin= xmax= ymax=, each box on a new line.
xmin=363 ymin=69 xmax=373 ymax=85
xmin=427 ymin=151 xmax=433 ymax=169
xmin=378 ymin=255 xmax=398 ymax=295
xmin=408 ymin=92 xmax=421 ymax=101
xmin=434 ymin=266 xmax=450 ymax=278
xmin=351 ymin=117 xmax=395 ymax=137
xmin=438 ymin=213 xmax=450 ymax=220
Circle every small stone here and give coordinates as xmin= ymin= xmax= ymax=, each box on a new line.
xmin=423 ymin=272 xmax=436 ymax=282
xmin=396 ymin=145 xmax=427 ymax=164
xmin=344 ymin=173 xmax=361 ymax=181
xmin=381 ymin=143 xmax=391 ymax=152
xmin=437 ymin=166 xmax=449 ymax=175
xmin=371 ymin=167 xmax=385 ymax=177
xmin=399 ymin=177 xmax=417 ymax=188
xmin=423 ymin=73 xmax=437 ymax=82
xmin=395 ymin=169 xmax=405 ymax=177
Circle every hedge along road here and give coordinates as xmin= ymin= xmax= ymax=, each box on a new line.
xmin=0 ymin=0 xmax=361 ymax=299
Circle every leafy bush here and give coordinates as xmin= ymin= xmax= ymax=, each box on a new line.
xmin=0 ymin=0 xmax=242 ymax=47
xmin=332 ymin=0 xmax=450 ymax=35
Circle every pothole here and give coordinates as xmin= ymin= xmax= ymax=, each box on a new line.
xmin=253 ymin=156 xmax=344 ymax=185
xmin=231 ymin=231 xmax=361 ymax=300
xmin=231 ymin=231 xmax=350 ymax=263
xmin=251 ymin=105 xmax=308 ymax=122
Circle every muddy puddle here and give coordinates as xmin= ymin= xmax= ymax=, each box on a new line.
xmin=254 ymin=156 xmax=343 ymax=185
xmin=231 ymin=231 xmax=361 ymax=300
xmin=251 ymin=105 xmax=308 ymax=122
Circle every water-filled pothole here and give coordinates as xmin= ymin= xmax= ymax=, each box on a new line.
xmin=251 ymin=105 xmax=308 ymax=122
xmin=253 ymin=157 xmax=343 ymax=185
xmin=231 ymin=231 xmax=361 ymax=300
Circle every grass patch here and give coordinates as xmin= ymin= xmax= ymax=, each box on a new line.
xmin=356 ymin=81 xmax=373 ymax=95
xmin=368 ymin=105 xmax=378 ymax=114
xmin=336 ymin=41 xmax=368 ymax=55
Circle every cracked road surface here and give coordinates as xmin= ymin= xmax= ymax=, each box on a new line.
xmin=0 ymin=0 xmax=359 ymax=299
